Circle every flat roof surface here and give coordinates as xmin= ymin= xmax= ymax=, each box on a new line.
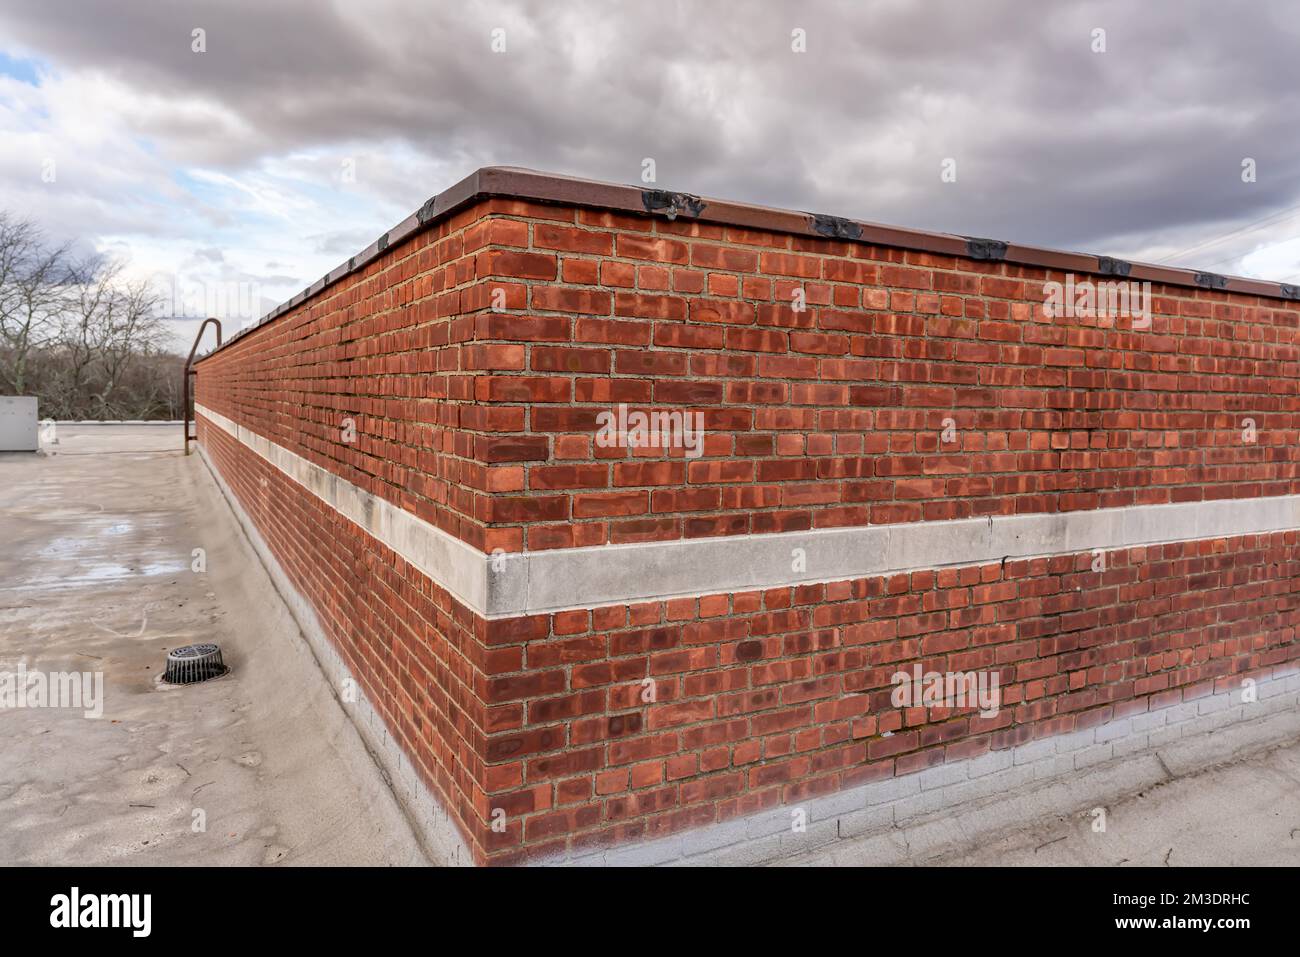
xmin=0 ymin=427 xmax=430 ymax=864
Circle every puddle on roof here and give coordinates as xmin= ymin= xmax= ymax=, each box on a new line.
xmin=14 ymin=517 xmax=188 ymax=592
xmin=15 ymin=557 xmax=189 ymax=591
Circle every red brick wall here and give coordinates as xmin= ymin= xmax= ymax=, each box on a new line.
xmin=467 ymin=201 xmax=1300 ymax=554
xmin=479 ymin=533 xmax=1300 ymax=862
xmin=197 ymin=197 xmax=1300 ymax=557
xmin=195 ymin=202 xmax=513 ymax=552
xmin=195 ymin=186 xmax=1300 ymax=864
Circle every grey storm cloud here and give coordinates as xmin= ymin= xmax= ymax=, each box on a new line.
xmin=3 ymin=0 xmax=1300 ymax=271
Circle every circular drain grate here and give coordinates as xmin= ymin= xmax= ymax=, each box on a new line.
xmin=164 ymin=643 xmax=227 ymax=684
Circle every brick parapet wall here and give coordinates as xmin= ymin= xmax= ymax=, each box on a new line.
xmin=199 ymin=193 xmax=1300 ymax=560
xmin=193 ymin=170 xmax=1300 ymax=864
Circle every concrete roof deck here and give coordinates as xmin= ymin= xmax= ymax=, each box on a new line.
xmin=0 ymin=426 xmax=433 ymax=865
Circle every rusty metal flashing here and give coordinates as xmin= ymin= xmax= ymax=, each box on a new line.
xmin=964 ymin=237 xmax=1008 ymax=262
xmin=641 ymin=189 xmax=706 ymax=220
xmin=198 ymin=166 xmax=1300 ymax=360
xmin=810 ymin=213 xmax=864 ymax=241
xmin=1096 ymin=256 xmax=1132 ymax=277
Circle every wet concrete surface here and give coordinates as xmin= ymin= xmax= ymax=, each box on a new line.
xmin=0 ymin=426 xmax=428 ymax=865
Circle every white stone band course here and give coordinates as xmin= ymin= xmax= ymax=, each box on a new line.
xmin=197 ymin=404 xmax=1300 ymax=619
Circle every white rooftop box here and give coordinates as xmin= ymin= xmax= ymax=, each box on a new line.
xmin=0 ymin=396 xmax=39 ymax=451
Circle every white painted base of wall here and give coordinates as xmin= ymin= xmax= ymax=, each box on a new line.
xmin=197 ymin=444 xmax=475 ymax=866
xmin=548 ymin=670 xmax=1300 ymax=866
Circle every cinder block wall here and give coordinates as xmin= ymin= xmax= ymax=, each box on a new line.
xmin=195 ymin=168 xmax=1300 ymax=865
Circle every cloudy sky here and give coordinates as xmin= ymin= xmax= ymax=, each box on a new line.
xmin=2 ymin=0 xmax=1299 ymax=352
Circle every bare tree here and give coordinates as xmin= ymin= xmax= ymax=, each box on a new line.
xmin=0 ymin=210 xmax=176 ymax=419
xmin=0 ymin=213 xmax=73 ymax=395
xmin=46 ymin=254 xmax=116 ymax=415
xmin=69 ymin=264 xmax=166 ymax=418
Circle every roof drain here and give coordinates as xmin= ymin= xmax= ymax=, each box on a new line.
xmin=164 ymin=644 xmax=227 ymax=684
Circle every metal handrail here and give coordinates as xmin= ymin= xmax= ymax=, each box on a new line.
xmin=182 ymin=317 xmax=222 ymax=455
